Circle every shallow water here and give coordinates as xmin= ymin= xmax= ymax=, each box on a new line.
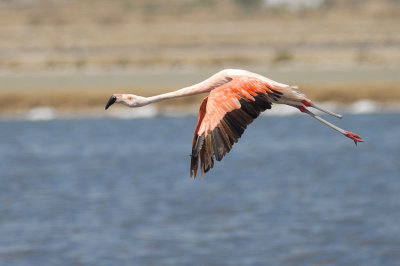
xmin=0 ymin=113 xmax=399 ymax=265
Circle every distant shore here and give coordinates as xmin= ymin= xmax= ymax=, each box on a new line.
xmin=1 ymin=99 xmax=399 ymax=122
xmin=1 ymin=1 xmax=399 ymax=73
xmin=1 ymin=67 xmax=399 ymax=118
xmin=1 ymin=0 xmax=399 ymax=118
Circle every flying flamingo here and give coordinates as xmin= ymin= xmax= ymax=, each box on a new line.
xmin=105 ymin=69 xmax=363 ymax=178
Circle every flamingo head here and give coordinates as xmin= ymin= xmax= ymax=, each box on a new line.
xmin=105 ymin=94 xmax=147 ymax=109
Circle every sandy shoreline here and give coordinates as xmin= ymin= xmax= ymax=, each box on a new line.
xmin=1 ymin=67 xmax=400 ymax=116
xmin=1 ymin=68 xmax=399 ymax=121
xmin=1 ymin=99 xmax=399 ymax=122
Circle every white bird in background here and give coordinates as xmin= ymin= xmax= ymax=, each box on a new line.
xmin=105 ymin=69 xmax=363 ymax=178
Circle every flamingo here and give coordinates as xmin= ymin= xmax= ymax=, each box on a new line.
xmin=105 ymin=69 xmax=363 ymax=178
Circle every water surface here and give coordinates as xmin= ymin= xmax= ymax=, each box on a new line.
xmin=0 ymin=113 xmax=399 ymax=265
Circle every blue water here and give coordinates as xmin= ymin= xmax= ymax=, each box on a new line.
xmin=0 ymin=113 xmax=399 ymax=265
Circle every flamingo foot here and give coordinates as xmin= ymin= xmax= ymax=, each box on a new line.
xmin=344 ymin=131 xmax=364 ymax=146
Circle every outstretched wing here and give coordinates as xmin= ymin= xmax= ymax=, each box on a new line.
xmin=190 ymin=75 xmax=282 ymax=179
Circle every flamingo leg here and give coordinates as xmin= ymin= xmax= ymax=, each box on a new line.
xmin=296 ymin=105 xmax=364 ymax=145
xmin=301 ymin=99 xmax=343 ymax=119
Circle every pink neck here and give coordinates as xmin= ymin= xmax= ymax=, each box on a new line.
xmin=145 ymin=79 xmax=217 ymax=105
xmin=143 ymin=70 xmax=231 ymax=105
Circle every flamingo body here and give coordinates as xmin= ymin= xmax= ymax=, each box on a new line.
xmin=191 ymin=75 xmax=285 ymax=178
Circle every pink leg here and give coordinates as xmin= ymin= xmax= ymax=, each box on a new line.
xmin=302 ymin=99 xmax=343 ymax=118
xmin=297 ymin=105 xmax=364 ymax=146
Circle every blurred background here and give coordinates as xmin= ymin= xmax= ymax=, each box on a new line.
xmin=0 ymin=0 xmax=399 ymax=117
xmin=0 ymin=1 xmax=400 ymax=265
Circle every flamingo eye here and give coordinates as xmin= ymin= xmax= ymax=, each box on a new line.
xmin=127 ymin=96 xmax=132 ymax=100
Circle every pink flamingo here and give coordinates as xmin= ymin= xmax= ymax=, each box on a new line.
xmin=105 ymin=69 xmax=363 ymax=178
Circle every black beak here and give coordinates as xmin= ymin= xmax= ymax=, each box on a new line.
xmin=105 ymin=95 xmax=116 ymax=110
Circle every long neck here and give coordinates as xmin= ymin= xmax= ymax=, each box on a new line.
xmin=143 ymin=71 xmax=226 ymax=105
xmin=144 ymin=84 xmax=208 ymax=105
